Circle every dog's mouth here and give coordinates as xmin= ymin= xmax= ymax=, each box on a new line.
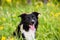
xmin=29 ymin=24 xmax=35 ymax=31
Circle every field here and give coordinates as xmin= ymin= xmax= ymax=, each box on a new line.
xmin=0 ymin=2 xmax=60 ymax=40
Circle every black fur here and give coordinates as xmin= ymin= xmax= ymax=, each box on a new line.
xmin=13 ymin=12 xmax=39 ymax=39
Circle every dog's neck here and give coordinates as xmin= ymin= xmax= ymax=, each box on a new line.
xmin=20 ymin=24 xmax=36 ymax=40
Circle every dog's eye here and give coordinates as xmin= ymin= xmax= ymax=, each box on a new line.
xmin=32 ymin=16 xmax=34 ymax=18
xmin=32 ymin=16 xmax=34 ymax=17
xmin=27 ymin=17 xmax=30 ymax=19
xmin=32 ymin=16 xmax=36 ymax=20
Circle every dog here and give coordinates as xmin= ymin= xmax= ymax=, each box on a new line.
xmin=13 ymin=12 xmax=40 ymax=40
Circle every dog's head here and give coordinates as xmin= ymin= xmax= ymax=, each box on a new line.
xmin=19 ymin=12 xmax=40 ymax=30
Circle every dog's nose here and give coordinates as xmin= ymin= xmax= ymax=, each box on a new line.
xmin=31 ymin=21 xmax=34 ymax=24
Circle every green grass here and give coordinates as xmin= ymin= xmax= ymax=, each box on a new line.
xmin=0 ymin=4 xmax=60 ymax=40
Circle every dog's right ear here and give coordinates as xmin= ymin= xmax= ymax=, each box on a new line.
xmin=32 ymin=12 xmax=40 ymax=17
xmin=18 ymin=13 xmax=27 ymax=18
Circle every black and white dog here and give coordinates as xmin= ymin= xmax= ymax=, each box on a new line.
xmin=13 ymin=12 xmax=40 ymax=40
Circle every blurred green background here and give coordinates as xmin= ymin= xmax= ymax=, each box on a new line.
xmin=0 ymin=0 xmax=60 ymax=40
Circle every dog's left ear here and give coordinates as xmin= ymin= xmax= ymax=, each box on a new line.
xmin=18 ymin=13 xmax=27 ymax=18
xmin=18 ymin=13 xmax=27 ymax=20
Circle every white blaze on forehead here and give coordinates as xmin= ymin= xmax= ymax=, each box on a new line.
xmin=32 ymin=19 xmax=35 ymax=22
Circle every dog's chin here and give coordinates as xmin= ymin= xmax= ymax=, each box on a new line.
xmin=29 ymin=24 xmax=35 ymax=31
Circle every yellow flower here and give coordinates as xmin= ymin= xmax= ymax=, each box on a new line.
xmin=35 ymin=1 xmax=43 ymax=9
xmin=10 ymin=37 xmax=14 ymax=40
xmin=58 ymin=13 xmax=60 ymax=15
xmin=2 ymin=17 xmax=6 ymax=21
xmin=6 ymin=0 xmax=11 ymax=3
xmin=40 ymin=2 xmax=43 ymax=7
xmin=0 ymin=26 xmax=4 ymax=30
xmin=47 ymin=3 xmax=55 ymax=7
xmin=37 ymin=2 xmax=43 ymax=7
xmin=47 ymin=3 xmax=51 ymax=6
xmin=54 ymin=14 xmax=58 ymax=17
xmin=1 ymin=36 xmax=6 ymax=40
xmin=54 ymin=12 xmax=60 ymax=17
xmin=35 ymin=4 xmax=39 ymax=9
xmin=51 ymin=3 xmax=55 ymax=7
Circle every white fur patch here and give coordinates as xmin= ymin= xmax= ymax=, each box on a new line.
xmin=20 ymin=24 xmax=36 ymax=40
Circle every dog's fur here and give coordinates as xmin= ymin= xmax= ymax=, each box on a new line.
xmin=13 ymin=12 xmax=39 ymax=40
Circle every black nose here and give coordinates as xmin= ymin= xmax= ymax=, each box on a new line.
xmin=31 ymin=21 xmax=34 ymax=24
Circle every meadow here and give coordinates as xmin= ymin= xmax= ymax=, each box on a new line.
xmin=0 ymin=2 xmax=60 ymax=40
